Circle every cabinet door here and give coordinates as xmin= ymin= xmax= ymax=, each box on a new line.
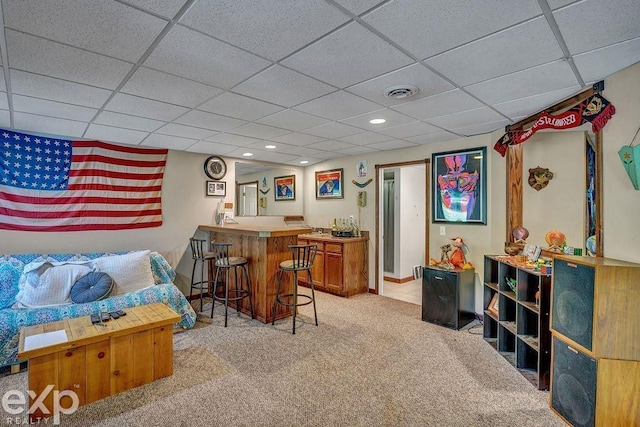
xmin=325 ymin=252 xmax=343 ymax=294
xmin=310 ymin=249 xmax=324 ymax=288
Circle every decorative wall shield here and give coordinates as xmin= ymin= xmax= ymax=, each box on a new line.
xmin=528 ymin=166 xmax=554 ymax=191
xmin=618 ymin=145 xmax=640 ymax=190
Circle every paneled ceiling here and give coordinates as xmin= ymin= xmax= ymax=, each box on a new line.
xmin=0 ymin=0 xmax=638 ymax=166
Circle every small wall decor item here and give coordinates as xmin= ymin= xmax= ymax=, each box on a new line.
xmin=528 ymin=166 xmax=554 ymax=191
xmin=206 ymin=180 xmax=226 ymax=197
xmin=274 ymin=175 xmax=295 ymax=201
xmin=259 ymin=188 xmax=270 ymax=195
xmin=204 ymin=155 xmax=226 ymax=180
xmin=352 ymin=178 xmax=373 ymax=188
xmin=618 ymin=126 xmax=640 ymax=190
xmin=316 ymin=168 xmax=343 ymax=199
xmin=545 ymin=230 xmax=566 ymax=252
xmin=432 ymin=146 xmax=486 ymax=224
xmin=357 ymin=160 xmax=367 ymax=177
xmin=512 ymin=226 xmax=529 ymax=243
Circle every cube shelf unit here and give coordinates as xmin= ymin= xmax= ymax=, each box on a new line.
xmin=483 ymin=255 xmax=552 ymax=390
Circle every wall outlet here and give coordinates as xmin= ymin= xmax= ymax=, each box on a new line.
xmin=440 ymin=226 xmax=446 ymax=236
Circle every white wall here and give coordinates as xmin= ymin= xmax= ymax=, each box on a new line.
xmin=398 ymin=164 xmax=426 ymax=280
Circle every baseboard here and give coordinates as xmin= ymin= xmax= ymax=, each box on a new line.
xmin=368 ymin=288 xmax=378 ymax=295
xmin=186 ymin=292 xmax=211 ymax=301
xmin=383 ymin=275 xmax=415 ymax=284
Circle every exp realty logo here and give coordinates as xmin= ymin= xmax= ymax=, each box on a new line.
xmin=2 ymin=386 xmax=79 ymax=425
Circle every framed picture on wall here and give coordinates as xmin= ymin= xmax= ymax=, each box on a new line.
xmin=274 ymin=175 xmax=295 ymax=201
xmin=315 ymin=168 xmax=343 ymax=199
xmin=206 ymin=180 xmax=226 ymax=197
xmin=432 ymin=146 xmax=487 ymax=224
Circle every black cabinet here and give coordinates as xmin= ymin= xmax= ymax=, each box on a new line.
xmin=422 ymin=266 xmax=475 ymax=330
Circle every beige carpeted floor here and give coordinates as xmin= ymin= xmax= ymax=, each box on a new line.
xmin=0 ymin=291 xmax=565 ymax=426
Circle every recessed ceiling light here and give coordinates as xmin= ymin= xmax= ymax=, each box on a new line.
xmin=369 ymin=118 xmax=386 ymax=124
xmin=242 ymin=152 xmax=253 ymax=157
xmin=265 ymin=144 xmax=276 ymax=149
xmin=299 ymin=160 xmax=309 ymax=164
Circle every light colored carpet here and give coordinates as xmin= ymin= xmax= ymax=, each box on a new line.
xmin=0 ymin=291 xmax=564 ymax=426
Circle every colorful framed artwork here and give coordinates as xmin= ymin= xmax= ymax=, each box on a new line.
xmin=206 ymin=180 xmax=226 ymax=197
xmin=315 ymin=168 xmax=344 ymax=199
xmin=274 ymin=175 xmax=295 ymax=201
xmin=432 ymin=146 xmax=486 ymax=224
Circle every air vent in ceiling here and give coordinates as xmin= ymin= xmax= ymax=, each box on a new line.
xmin=384 ymin=85 xmax=419 ymax=99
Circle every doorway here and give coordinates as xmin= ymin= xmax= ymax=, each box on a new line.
xmin=376 ymin=160 xmax=429 ymax=305
xmin=237 ymin=181 xmax=258 ymax=216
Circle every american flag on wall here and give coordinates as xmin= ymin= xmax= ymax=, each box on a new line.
xmin=0 ymin=129 xmax=168 ymax=232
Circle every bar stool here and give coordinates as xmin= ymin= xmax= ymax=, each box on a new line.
xmin=189 ymin=238 xmax=216 ymax=312
xmin=272 ymin=244 xmax=318 ymax=334
xmin=210 ymin=242 xmax=254 ymax=327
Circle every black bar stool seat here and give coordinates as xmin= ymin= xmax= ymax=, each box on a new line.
xmin=211 ymin=242 xmax=254 ymax=327
xmin=272 ymin=244 xmax=318 ymax=334
xmin=189 ymin=238 xmax=216 ymax=313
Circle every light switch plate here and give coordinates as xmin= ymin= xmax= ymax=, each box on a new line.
xmin=440 ymin=226 xmax=446 ymax=236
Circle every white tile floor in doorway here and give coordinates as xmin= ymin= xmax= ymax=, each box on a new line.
xmin=382 ymin=279 xmax=422 ymax=305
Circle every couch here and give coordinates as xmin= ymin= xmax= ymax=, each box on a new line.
xmin=0 ymin=250 xmax=197 ymax=367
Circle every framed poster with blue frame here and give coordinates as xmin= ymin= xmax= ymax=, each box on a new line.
xmin=432 ymin=146 xmax=486 ymax=224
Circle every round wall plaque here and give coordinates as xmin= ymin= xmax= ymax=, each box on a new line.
xmin=204 ymin=156 xmax=227 ymax=180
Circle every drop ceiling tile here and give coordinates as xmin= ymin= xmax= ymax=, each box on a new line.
xmin=427 ymin=107 xmax=505 ymax=130
xmin=339 ymin=108 xmax=415 ymax=130
xmin=304 ymin=140 xmax=356 ymax=152
xmin=185 ymin=140 xmax=238 ymax=155
xmin=405 ymin=131 xmax=459 ymax=145
xmin=121 ymin=67 xmax=223 ymax=108
xmin=425 ymin=18 xmax=563 ymax=86
xmin=256 ymin=109 xmax=330 ymax=131
xmin=93 ymin=111 xmax=165 ymax=132
xmin=126 ymin=0 xmax=186 ymax=18
xmin=277 ymin=145 xmax=327 ymax=157
xmin=465 ymin=60 xmax=579 ymax=105
xmin=282 ymin=22 xmax=413 ymax=88
xmin=573 ymin=38 xmax=640 ymax=84
xmin=205 ymin=133 xmax=260 ymax=147
xmin=85 ymin=124 xmax=149 ymax=144
xmin=243 ymin=139 xmax=288 ymax=150
xmin=336 ymin=145 xmax=381 ymax=156
xmin=233 ymin=65 xmax=335 ymax=108
xmin=362 ymin=0 xmax=541 ymax=59
xmin=105 ymin=93 xmax=190 ymax=122
xmin=145 ymin=25 xmax=270 ymax=89
xmin=303 ymin=122 xmax=363 ymax=139
xmin=492 ymin=85 xmax=581 ymax=119
xmin=254 ymin=152 xmax=300 ymax=164
xmin=0 ymin=93 xmax=8 ymax=110
xmin=365 ymin=139 xmax=418 ymax=151
xmin=451 ymin=119 xmax=512 ymax=137
xmin=377 ymin=121 xmax=440 ymax=138
xmin=553 ymin=0 xmax=640 ymax=55
xmin=12 ymin=95 xmax=98 ymax=122
xmin=270 ymin=132 xmax=326 ymax=146
xmin=14 ymin=112 xmax=87 ymax=138
xmin=294 ymin=90 xmax=381 ymax=121
xmin=391 ymin=89 xmax=484 ymax=120
xmin=0 ymin=110 xmax=10 ymax=128
xmin=230 ymin=122 xmax=290 ymax=139
xmin=174 ymin=110 xmax=246 ymax=132
xmin=6 ymin=30 xmax=132 ymax=90
xmin=180 ymin=0 xmax=349 ymax=61
xmin=336 ymin=131 xmax=392 ymax=145
xmin=142 ymin=133 xmax=197 ymax=151
xmin=3 ymin=0 xmax=166 ymax=62
xmin=10 ymin=70 xmax=112 ymax=108
xmin=283 ymin=157 xmax=320 ymax=166
xmin=0 ymin=67 xmax=5 ymax=91
xmin=198 ymin=92 xmax=284 ymax=121
xmin=346 ymin=63 xmax=454 ymax=106
xmin=155 ymin=123 xmax=217 ymax=140
xmin=333 ymin=0 xmax=386 ymax=15
xmin=224 ymin=147 xmax=273 ymax=161
xmin=547 ymin=0 xmax=576 ymax=9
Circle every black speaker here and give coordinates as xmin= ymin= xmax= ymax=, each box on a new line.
xmin=551 ymin=336 xmax=597 ymax=427
xmin=422 ymin=267 xmax=474 ymax=330
xmin=552 ymin=259 xmax=595 ymax=351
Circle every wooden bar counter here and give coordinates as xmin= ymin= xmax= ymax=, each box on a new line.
xmin=198 ymin=223 xmax=311 ymax=324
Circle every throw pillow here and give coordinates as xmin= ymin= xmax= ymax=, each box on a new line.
xmin=71 ymin=272 xmax=114 ymax=303
xmin=14 ymin=262 xmax=93 ymax=308
xmin=92 ymin=250 xmax=155 ymax=295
